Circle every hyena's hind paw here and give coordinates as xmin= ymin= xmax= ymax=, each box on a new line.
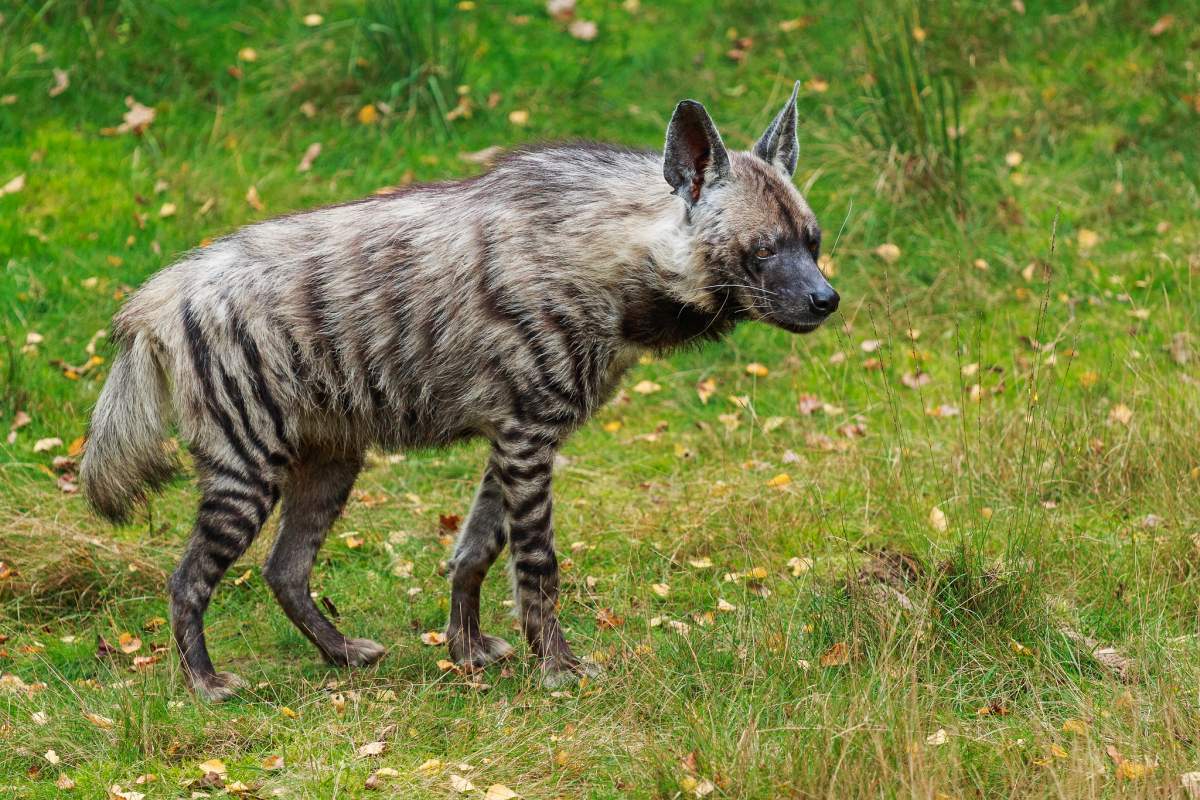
xmin=448 ymin=631 xmax=514 ymax=671
xmin=540 ymin=657 xmax=601 ymax=690
xmin=325 ymin=637 xmax=387 ymax=668
xmin=190 ymin=670 xmax=247 ymax=703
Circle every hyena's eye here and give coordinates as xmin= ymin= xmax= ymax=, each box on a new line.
xmin=754 ymin=247 xmax=774 ymax=259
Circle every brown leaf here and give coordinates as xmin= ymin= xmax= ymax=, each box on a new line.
xmin=819 ymin=641 xmax=850 ymax=667
xmin=1149 ymin=14 xmax=1174 ymax=36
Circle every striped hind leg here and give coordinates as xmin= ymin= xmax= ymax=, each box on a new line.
xmin=169 ymin=452 xmax=280 ymax=701
xmin=446 ymin=460 xmax=514 ymax=669
xmin=262 ymin=451 xmax=384 ymax=667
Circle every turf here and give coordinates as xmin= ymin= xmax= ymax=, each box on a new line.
xmin=2 ymin=1 xmax=1199 ymax=797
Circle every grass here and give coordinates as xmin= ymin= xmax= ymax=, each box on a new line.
xmin=2 ymin=0 xmax=1199 ymax=796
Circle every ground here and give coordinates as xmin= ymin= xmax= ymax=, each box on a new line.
xmin=2 ymin=1 xmax=1199 ymax=798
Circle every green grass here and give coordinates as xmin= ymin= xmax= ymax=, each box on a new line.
xmin=2 ymin=0 xmax=1199 ymax=797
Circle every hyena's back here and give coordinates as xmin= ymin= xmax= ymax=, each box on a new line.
xmin=82 ymin=147 xmax=660 ymax=520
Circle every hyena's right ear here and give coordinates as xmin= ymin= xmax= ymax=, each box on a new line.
xmin=663 ymin=100 xmax=730 ymax=206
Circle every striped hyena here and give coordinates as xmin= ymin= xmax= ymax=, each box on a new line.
xmin=81 ymin=84 xmax=838 ymax=700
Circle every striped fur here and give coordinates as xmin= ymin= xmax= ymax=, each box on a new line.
xmin=80 ymin=88 xmax=837 ymax=699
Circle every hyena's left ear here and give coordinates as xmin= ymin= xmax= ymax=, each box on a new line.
xmin=663 ymin=100 xmax=731 ymax=206
xmin=753 ymin=81 xmax=801 ymax=177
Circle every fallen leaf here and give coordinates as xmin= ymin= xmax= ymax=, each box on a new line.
xmin=260 ymin=754 xmax=282 ymax=770
xmin=460 ymin=145 xmax=503 ymax=166
xmin=928 ymin=506 xmax=948 ymax=532
xmin=421 ymin=631 xmax=447 ymax=646
xmin=745 ymin=362 xmax=769 ymax=377
xmin=417 ymin=758 xmax=444 ymax=775
xmin=819 ymin=641 xmax=850 ymax=667
xmin=112 ymin=96 xmax=155 ymax=135
xmin=297 ymin=142 xmax=322 ymax=172
xmin=118 ymin=632 xmax=141 ymax=653
xmin=303 ymin=13 xmax=324 ymax=26
xmin=651 ymin=583 xmax=670 ymax=598
xmin=716 ymin=598 xmax=736 ymax=612
xmin=1149 ymin=14 xmax=1174 ymax=36
xmin=49 ymin=67 xmax=70 ymax=97
xmin=632 ymin=380 xmax=661 ymax=395
xmin=0 ymin=173 xmax=25 ymax=197
xmin=485 ymin=784 xmax=520 ymax=800
xmin=787 ymin=556 xmax=813 ymax=576
xmin=197 ymin=759 xmax=227 ymax=776
xmin=766 ymin=473 xmax=791 ymax=488
xmin=1181 ymin=772 xmax=1200 ymax=798
xmin=245 ymin=185 xmax=264 ymax=211
xmin=56 ymin=774 xmax=75 ymax=790
xmin=568 ymin=19 xmax=598 ymax=40
xmin=356 ymin=741 xmax=386 ymax=758
xmin=874 ymin=243 xmax=901 ymax=263
xmin=450 ymin=773 xmax=477 ymax=793
xmin=83 ymin=711 xmax=114 ymax=729
xmin=1109 ymin=404 xmax=1133 ymax=426
xmin=1061 ymin=718 xmax=1088 ymax=735
xmin=358 ymin=104 xmax=379 ymax=125
xmin=508 ymin=109 xmax=530 ymax=126
xmin=1077 ymin=228 xmax=1100 ymax=250
xmin=33 ymin=437 xmax=63 ymax=452
xmin=926 ymin=729 xmax=948 ymax=746
xmin=45 ymin=749 xmax=60 ymax=764
xmin=696 ymin=378 xmax=716 ymax=404
xmin=546 ymin=0 xmax=575 ymax=21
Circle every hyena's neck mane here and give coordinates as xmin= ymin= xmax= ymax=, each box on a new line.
xmin=478 ymin=143 xmax=743 ymax=352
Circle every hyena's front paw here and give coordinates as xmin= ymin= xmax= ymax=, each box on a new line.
xmin=540 ymin=656 xmax=601 ymax=689
xmin=191 ymin=670 xmax=246 ymax=703
xmin=448 ymin=631 xmax=514 ymax=671
xmin=327 ymin=637 xmax=387 ymax=667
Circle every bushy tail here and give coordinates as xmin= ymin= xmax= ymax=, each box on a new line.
xmin=81 ymin=333 xmax=177 ymax=523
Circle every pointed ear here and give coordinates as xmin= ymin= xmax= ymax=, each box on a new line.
xmin=663 ymin=100 xmax=730 ymax=206
xmin=753 ymin=81 xmax=800 ymax=176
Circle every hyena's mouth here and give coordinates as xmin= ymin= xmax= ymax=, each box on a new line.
xmin=765 ymin=315 xmax=824 ymax=335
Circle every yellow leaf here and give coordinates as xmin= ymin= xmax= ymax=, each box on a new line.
xmin=1049 ymin=743 xmax=1069 ymax=759
xmin=1117 ymin=761 xmax=1151 ymax=780
xmin=83 ymin=711 xmax=114 ymax=729
xmin=1077 ymin=228 xmax=1100 ymax=250
xmin=632 ymin=380 xmax=661 ymax=395
xmin=238 ymin=47 xmax=258 ymax=62
xmin=416 ymin=758 xmax=443 ymax=775
xmin=303 ymin=13 xmax=324 ymax=26
xmin=602 ymin=420 xmax=622 ymax=433
xmin=688 ymin=558 xmax=713 ymax=569
xmin=262 ymin=755 xmax=284 ymax=770
xmin=280 ymin=706 xmax=298 ymax=718
xmin=421 ymin=631 xmax=447 ymax=646
xmin=766 ymin=473 xmax=791 ymax=488
xmin=197 ymin=758 xmax=227 ymax=776
xmin=358 ymin=104 xmax=379 ymax=125
xmin=745 ymin=362 xmax=769 ymax=377
xmin=507 ymin=110 xmax=529 ymax=126
xmin=1061 ymin=718 xmax=1088 ymax=735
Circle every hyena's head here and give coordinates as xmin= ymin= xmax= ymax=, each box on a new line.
xmin=662 ymin=83 xmax=838 ymax=334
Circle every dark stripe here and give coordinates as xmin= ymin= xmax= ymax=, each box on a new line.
xmin=508 ymin=506 xmax=552 ymax=545
xmin=514 ymin=555 xmax=558 ymax=578
xmin=218 ymin=364 xmax=275 ymax=461
xmin=510 ymin=488 xmax=549 ymax=521
xmin=212 ymin=487 xmax=269 ymax=522
xmin=181 ymin=302 xmax=262 ymax=470
xmin=199 ymin=498 xmax=261 ymax=530
xmin=198 ymin=520 xmax=248 ymax=554
xmin=233 ymin=313 xmax=293 ymax=455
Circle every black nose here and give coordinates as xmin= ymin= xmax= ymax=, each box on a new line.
xmin=809 ymin=287 xmax=840 ymax=316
